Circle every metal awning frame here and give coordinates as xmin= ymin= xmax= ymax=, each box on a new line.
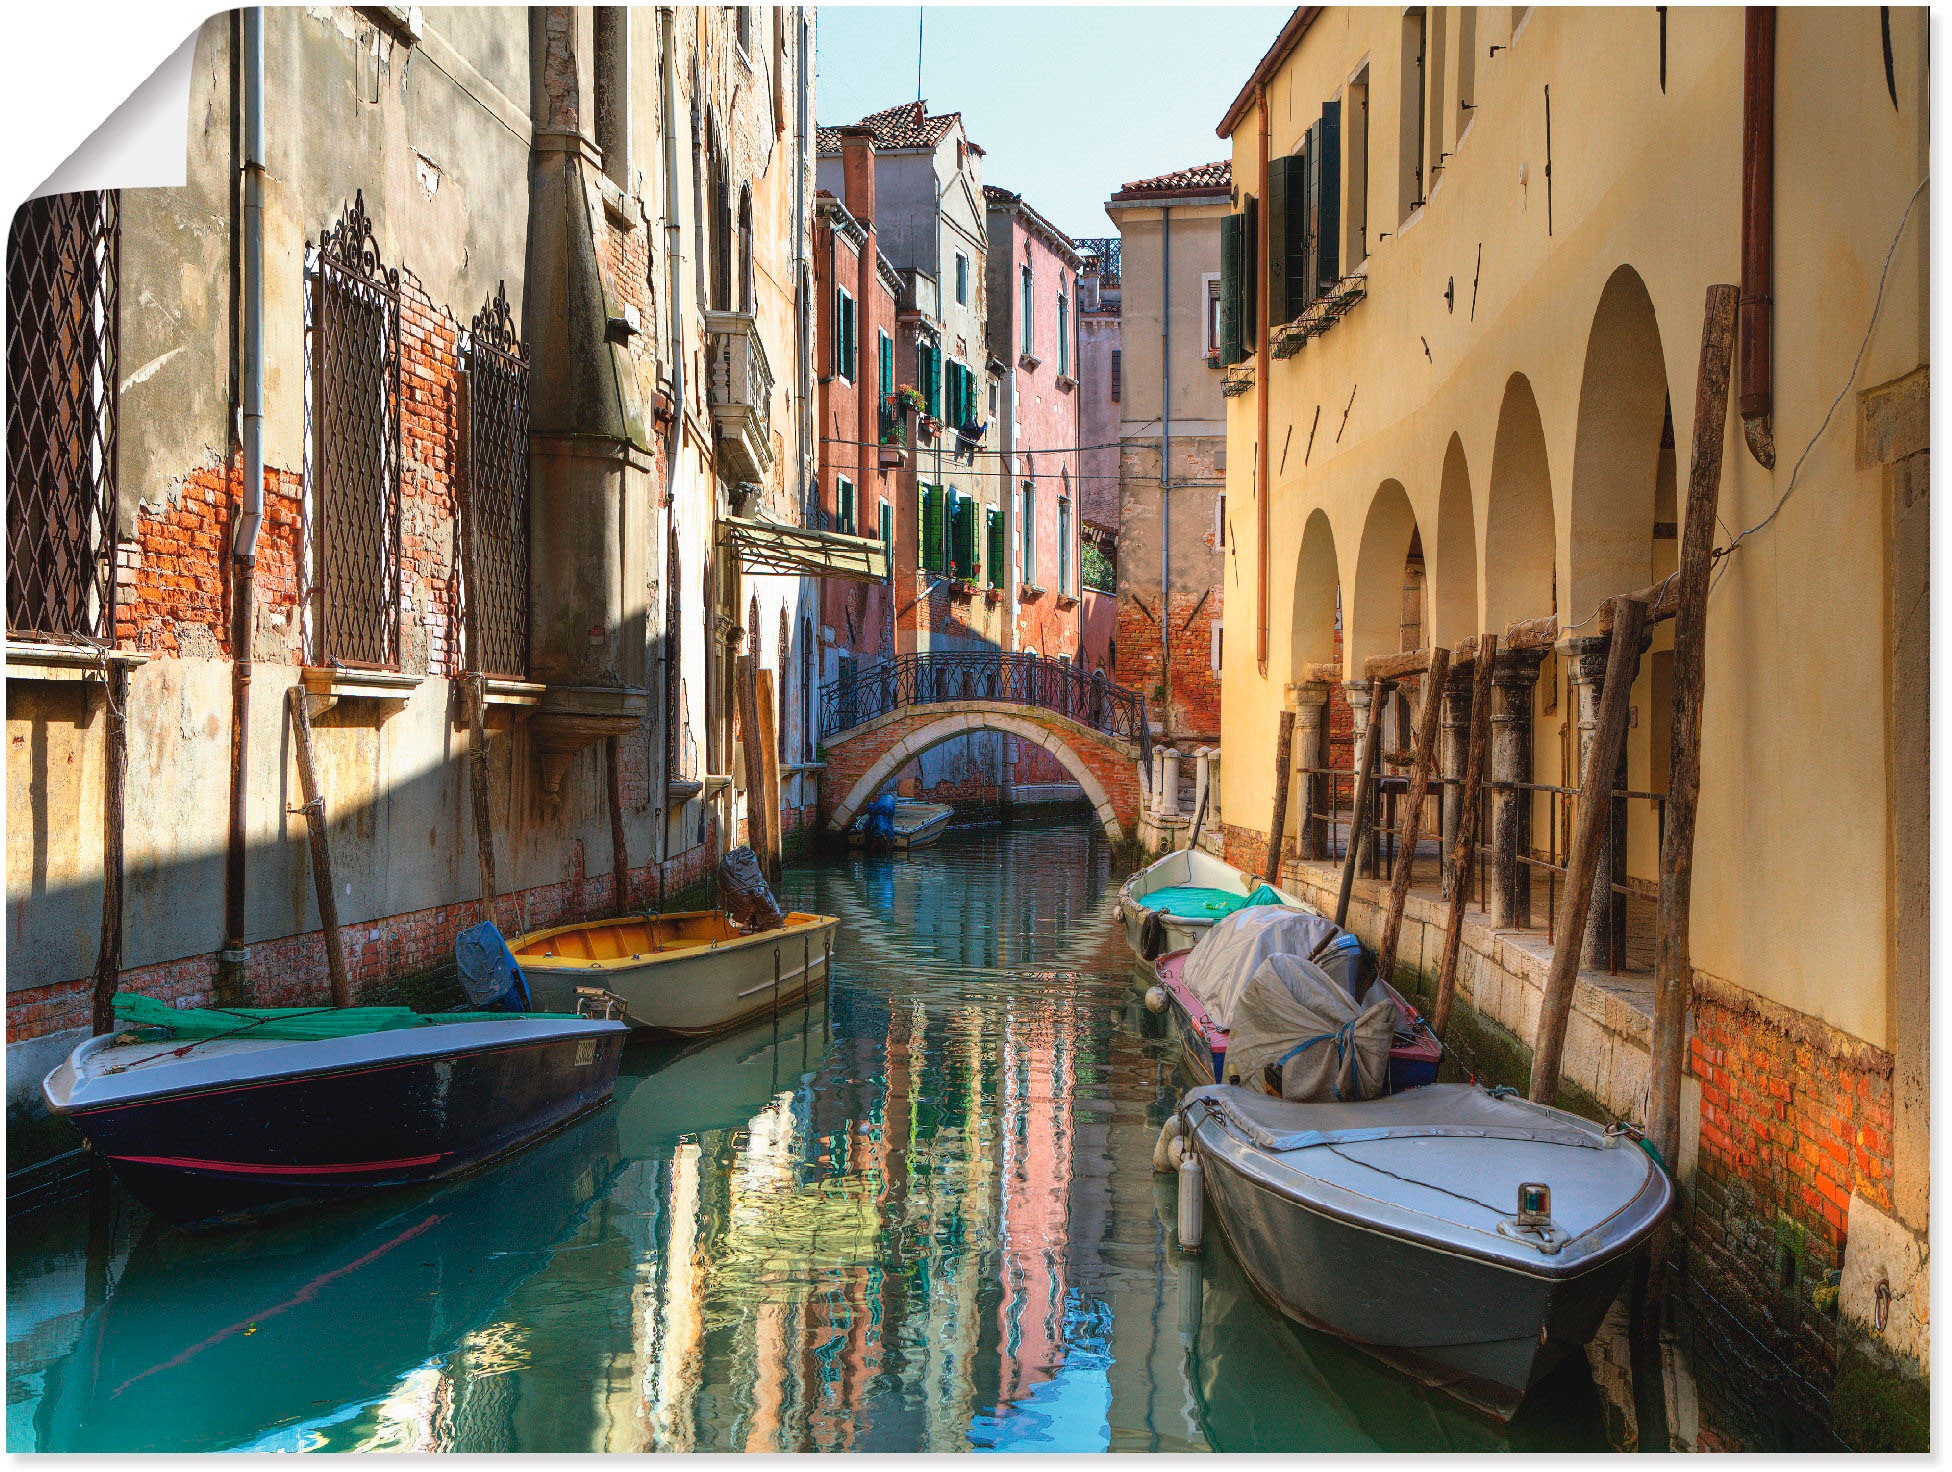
xmin=718 ymin=515 xmax=889 ymax=583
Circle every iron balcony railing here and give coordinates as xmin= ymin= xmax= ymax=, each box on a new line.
xmin=820 ymin=650 xmax=1152 ymax=765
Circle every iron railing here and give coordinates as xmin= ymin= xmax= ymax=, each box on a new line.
xmin=462 ymin=282 xmax=530 ymax=679
xmin=7 ymin=190 xmax=119 ymax=641
xmin=312 ymin=191 xmax=402 ymax=669
xmin=820 ymin=650 xmax=1151 ymax=761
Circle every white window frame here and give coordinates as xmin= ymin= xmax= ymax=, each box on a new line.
xmin=954 ymin=251 xmax=970 ymax=305
xmin=834 ymin=284 xmax=856 ymax=384
xmin=1211 ymin=621 xmax=1224 ymax=673
xmin=836 ymin=475 xmax=856 ymax=536
xmin=1202 ymin=273 xmax=1223 ymax=355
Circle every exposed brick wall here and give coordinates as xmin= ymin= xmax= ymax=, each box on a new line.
xmin=1116 ymin=588 xmax=1222 ymax=740
xmin=6 ymin=825 xmax=723 ymax=1044
xmin=1688 ymin=971 xmax=1896 ymax=1410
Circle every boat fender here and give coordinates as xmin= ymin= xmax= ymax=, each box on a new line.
xmin=1144 ymin=984 xmax=1169 ymax=1014
xmin=1139 ymin=910 xmax=1167 ymax=961
xmin=1152 ymin=1114 xmax=1183 ymax=1173
xmin=1176 ymin=1152 xmax=1205 ymax=1253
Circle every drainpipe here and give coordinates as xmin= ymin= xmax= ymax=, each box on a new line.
xmin=1158 ymin=205 xmax=1172 ymax=744
xmin=657 ymin=5 xmax=685 ymax=874
xmin=1738 ymin=6 xmax=1776 ymax=468
xmin=1254 ymin=84 xmax=1271 ymax=673
xmin=222 ymin=6 xmax=265 ymax=980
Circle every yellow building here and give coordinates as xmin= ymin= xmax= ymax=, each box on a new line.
xmin=1213 ymin=7 xmax=1926 ymax=1445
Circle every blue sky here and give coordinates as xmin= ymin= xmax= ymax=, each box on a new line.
xmin=813 ymin=5 xmax=1291 ymax=241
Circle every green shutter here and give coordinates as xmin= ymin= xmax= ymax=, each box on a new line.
xmin=839 ymin=478 xmax=855 ymax=536
xmin=880 ymin=499 xmax=893 ymax=575
xmin=1219 ymin=212 xmax=1243 ymax=366
xmin=880 ymin=331 xmax=895 ymax=399
xmin=950 ymin=495 xmax=974 ymax=580
xmin=1058 ymin=498 xmax=1071 ymax=593
xmin=986 ymin=507 xmax=1004 ymax=588
xmin=1269 ymin=153 xmax=1309 ymax=323
xmin=1021 ymin=484 xmax=1036 ymax=585
xmin=1314 ymin=101 xmax=1342 ymax=297
xmin=918 ymin=484 xmax=935 ymax=569
xmin=1242 ymin=194 xmax=1258 ymax=349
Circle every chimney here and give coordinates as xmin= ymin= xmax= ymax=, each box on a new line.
xmin=836 ymin=124 xmax=877 ymax=226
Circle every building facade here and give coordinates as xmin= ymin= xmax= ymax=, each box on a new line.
xmin=1074 ymin=239 xmax=1121 ymax=678
xmin=1213 ymin=6 xmax=1928 ymax=1447
xmin=5 ymin=5 xmax=830 ymax=1172
xmin=1105 ymin=161 xmax=1232 ymax=745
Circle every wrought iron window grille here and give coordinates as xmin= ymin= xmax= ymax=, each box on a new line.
xmin=461 ymin=282 xmax=531 ymax=680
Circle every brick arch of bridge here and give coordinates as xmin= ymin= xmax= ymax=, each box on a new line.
xmin=822 ymin=703 xmax=1145 ymax=840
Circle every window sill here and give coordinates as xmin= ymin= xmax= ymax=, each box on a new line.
xmin=666 ymin=779 xmax=704 ymax=802
xmin=452 ymin=676 xmax=546 ymax=726
xmin=700 ymin=773 xmax=734 ymax=797
xmin=6 ymin=640 xmax=148 ymax=683
xmin=1055 ymin=592 xmax=1080 ymax=611
xmin=1055 ymin=374 xmax=1077 ymax=392
xmin=1017 ymin=352 xmax=1042 ymax=372
xmin=1019 ymin=583 xmax=1047 ymax=602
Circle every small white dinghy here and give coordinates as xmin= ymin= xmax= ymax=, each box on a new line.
xmin=1114 ymin=848 xmax=1309 ymax=962
xmin=1179 ymin=1082 xmax=1672 ymax=1420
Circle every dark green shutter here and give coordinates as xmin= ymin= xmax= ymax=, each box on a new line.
xmin=839 ymin=479 xmax=855 ymax=536
xmin=1314 ymin=102 xmax=1342 ymax=296
xmin=1242 ymin=194 xmax=1258 ymax=350
xmin=918 ymin=485 xmax=936 ymax=569
xmin=880 ymin=499 xmax=894 ymax=574
xmin=1267 ymin=157 xmax=1293 ymax=324
xmin=1219 ymin=212 xmax=1243 ymax=365
xmin=986 ymin=507 xmax=1004 ymax=587
xmin=879 ymin=331 xmax=894 ymax=399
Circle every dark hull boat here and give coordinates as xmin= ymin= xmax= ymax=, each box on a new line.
xmin=1182 ymin=1083 xmax=1672 ymax=1420
xmin=44 ymin=1005 xmax=628 ymax=1228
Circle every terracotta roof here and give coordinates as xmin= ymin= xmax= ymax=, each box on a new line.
xmin=816 ymin=100 xmax=967 ymax=155
xmin=1110 ymin=160 xmax=1232 ymax=201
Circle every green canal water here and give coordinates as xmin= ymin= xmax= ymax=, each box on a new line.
xmin=8 ymin=816 xmax=1616 ymax=1453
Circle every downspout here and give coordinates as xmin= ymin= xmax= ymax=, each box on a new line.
xmin=1254 ymin=84 xmax=1272 ymax=673
xmin=223 ymin=6 xmax=265 ymax=980
xmin=657 ymin=4 xmax=685 ymax=873
xmin=1158 ymin=205 xmax=1172 ymax=741
xmin=1738 ymin=6 xmax=1776 ymax=468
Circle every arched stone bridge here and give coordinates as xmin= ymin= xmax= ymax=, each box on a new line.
xmin=817 ymin=653 xmax=1153 ymax=840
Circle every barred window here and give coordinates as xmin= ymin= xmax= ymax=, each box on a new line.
xmin=6 ymin=191 xmax=119 ymax=641
xmin=462 ymin=283 xmax=531 ymax=679
xmin=311 ymin=192 xmax=401 ymax=669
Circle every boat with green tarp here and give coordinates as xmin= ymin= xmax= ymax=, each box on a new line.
xmin=1114 ymin=847 xmax=1309 ymax=961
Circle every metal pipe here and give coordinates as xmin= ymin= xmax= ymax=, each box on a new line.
xmin=1158 ymin=205 xmax=1172 ymax=740
xmin=1254 ymin=84 xmax=1272 ymax=672
xmin=656 ymin=5 xmax=686 ymax=874
xmin=1738 ymin=6 xmax=1776 ymax=467
xmin=223 ymin=6 xmax=265 ymax=963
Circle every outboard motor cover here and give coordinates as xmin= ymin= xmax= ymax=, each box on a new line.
xmin=1227 ymin=953 xmax=1396 ymax=1102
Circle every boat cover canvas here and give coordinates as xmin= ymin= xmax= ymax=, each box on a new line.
xmin=1180 ymin=905 xmax=1344 ymax=1030
xmin=1226 ymin=954 xmax=1396 ymax=1102
xmin=456 ymin=921 xmax=530 ymax=1011
xmin=110 ymin=993 xmax=579 ymax=1041
xmin=1185 ymin=1081 xmax=1606 ymax=1155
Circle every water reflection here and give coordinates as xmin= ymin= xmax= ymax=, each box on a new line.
xmin=8 ymin=817 xmax=1616 ymax=1453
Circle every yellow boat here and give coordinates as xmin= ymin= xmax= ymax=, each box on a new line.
xmin=510 ymin=910 xmax=840 ymax=1037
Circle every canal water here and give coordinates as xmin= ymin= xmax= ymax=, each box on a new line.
xmin=9 ymin=815 xmax=1616 ymax=1453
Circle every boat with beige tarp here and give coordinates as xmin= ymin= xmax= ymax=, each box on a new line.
xmin=510 ymin=911 xmax=840 ymax=1037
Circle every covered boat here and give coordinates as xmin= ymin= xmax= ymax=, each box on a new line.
xmin=1180 ymin=1082 xmax=1672 ymax=1420
xmin=42 ymin=993 xmax=627 ymax=1228
xmin=1114 ymin=848 xmax=1308 ymax=961
xmin=513 ymin=909 xmax=841 ymax=1036
xmin=848 ymin=798 xmax=955 ymax=851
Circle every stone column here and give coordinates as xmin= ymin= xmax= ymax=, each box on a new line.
xmin=1160 ymin=746 xmax=1183 ymax=821
xmin=1288 ymin=681 xmax=1330 ymax=859
xmin=1439 ymin=661 xmax=1474 ymax=897
xmin=1490 ymin=653 xmax=1543 ymax=930
xmin=1191 ymin=747 xmax=1213 ymax=829
xmin=1343 ymin=679 xmax=1375 ymax=872
xmin=1567 ymin=635 xmax=1623 ymax=970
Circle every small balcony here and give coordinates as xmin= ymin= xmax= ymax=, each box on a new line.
xmin=704 ymin=311 xmax=774 ymax=483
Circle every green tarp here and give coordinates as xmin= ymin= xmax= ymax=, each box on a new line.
xmin=111 ymin=992 xmax=581 ymax=1042
xmin=1142 ymin=884 xmax=1289 ymax=922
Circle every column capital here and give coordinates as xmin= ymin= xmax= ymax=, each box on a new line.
xmin=1285 ymin=679 xmax=1331 ymax=712
xmin=1491 ymin=646 xmax=1547 ymax=691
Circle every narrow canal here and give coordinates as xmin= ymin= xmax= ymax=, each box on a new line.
xmin=9 ymin=815 xmax=1616 ymax=1453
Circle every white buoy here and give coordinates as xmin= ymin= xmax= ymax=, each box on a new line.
xmin=1152 ymin=1115 xmax=1182 ymax=1173
xmin=1176 ymin=1152 xmax=1205 ymax=1253
xmin=1144 ymin=985 xmax=1168 ymax=1014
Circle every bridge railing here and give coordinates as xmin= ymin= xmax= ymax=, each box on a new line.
xmin=820 ymin=651 xmax=1152 ymax=765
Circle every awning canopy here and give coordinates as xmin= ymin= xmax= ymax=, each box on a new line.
xmin=719 ymin=515 xmax=888 ymax=583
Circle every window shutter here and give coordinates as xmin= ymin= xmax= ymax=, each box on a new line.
xmin=1110 ymin=348 xmax=1122 ymax=401
xmin=1314 ymin=101 xmax=1342 ymax=296
xmin=1058 ymin=498 xmax=1071 ymax=593
xmin=1267 ymin=157 xmax=1293 ymax=324
xmin=918 ymin=484 xmax=935 ymax=568
xmin=1242 ymin=194 xmax=1258 ymax=348
xmin=1219 ymin=211 xmax=1242 ymax=365
xmin=838 ymin=479 xmax=855 ymax=536
xmin=880 ymin=331 xmax=894 ymax=398
xmin=986 ymin=507 xmax=1003 ymax=587
xmin=880 ymin=499 xmax=893 ymax=572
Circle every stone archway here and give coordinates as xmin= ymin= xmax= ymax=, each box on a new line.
xmin=824 ymin=705 xmax=1139 ymax=840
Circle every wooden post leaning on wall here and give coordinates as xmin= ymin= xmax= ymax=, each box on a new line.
xmin=1374 ymin=649 xmax=1451 ymax=989
xmin=1434 ymin=636 xmax=1497 ymax=1039
xmin=90 ymin=663 xmax=130 ymax=1035
xmin=754 ymin=668 xmax=784 ymax=886
xmin=1264 ymin=708 xmax=1296 ymax=884
xmin=606 ymin=734 xmax=633 ymax=914
xmin=1647 ymin=281 xmax=1740 ymax=1169
xmin=1528 ymin=597 xmax=1648 ymax=1103
xmin=467 ymin=674 xmax=499 ymax=925
xmin=735 ymin=654 xmax=772 ymax=877
xmin=1334 ymin=681 xmax=1392 ymax=928
xmin=286 ymin=687 xmax=353 ymax=1008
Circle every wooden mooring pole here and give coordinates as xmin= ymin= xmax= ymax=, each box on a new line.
xmin=606 ymin=734 xmax=632 ymax=913
xmin=286 ymin=686 xmax=353 ymax=1008
xmin=1375 ymin=649 xmax=1450 ymax=990
xmin=1648 ymin=282 xmax=1740 ymax=1168
xmin=1528 ymin=596 xmax=1647 ymax=1103
xmin=90 ymin=663 xmax=129 ymax=1035
xmin=736 ymin=654 xmax=772 ymax=875
xmin=754 ymin=668 xmax=784 ymax=886
xmin=1334 ymin=681 xmax=1391 ymax=929
xmin=466 ymin=674 xmax=499 ymax=925
xmin=1433 ymin=635 xmax=1496 ymax=1039
xmin=1263 ymin=708 xmax=1296 ymax=884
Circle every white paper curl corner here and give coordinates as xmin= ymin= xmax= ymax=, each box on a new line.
xmin=33 ymin=29 xmax=199 ymax=200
